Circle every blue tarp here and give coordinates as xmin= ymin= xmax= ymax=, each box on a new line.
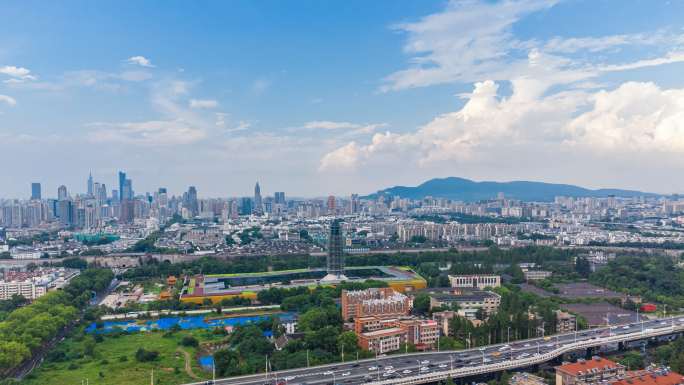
xmin=87 ymin=313 xmax=296 ymax=333
xmin=199 ymin=357 xmax=214 ymax=370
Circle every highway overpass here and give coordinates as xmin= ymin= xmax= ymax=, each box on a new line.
xmin=185 ymin=317 xmax=684 ymax=385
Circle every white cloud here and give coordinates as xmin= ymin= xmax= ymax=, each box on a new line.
xmin=226 ymin=121 xmax=253 ymax=133
xmin=87 ymin=119 xmax=205 ymax=147
xmin=311 ymin=98 xmax=323 ymax=104
xmin=0 ymin=65 xmax=37 ymax=82
xmin=0 ymin=95 xmax=17 ymax=106
xmin=190 ymin=99 xmax=219 ymax=108
xmin=598 ymin=51 xmax=684 ymax=72
xmin=124 ymin=56 xmax=155 ymax=67
xmin=295 ymin=121 xmax=361 ymax=131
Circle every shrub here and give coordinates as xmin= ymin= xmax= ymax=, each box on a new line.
xmin=118 ymin=355 xmax=127 ymax=362
xmin=101 ymin=359 xmax=109 ymax=365
xmin=135 ymin=348 xmax=158 ymax=363
xmin=181 ymin=335 xmax=199 ymax=347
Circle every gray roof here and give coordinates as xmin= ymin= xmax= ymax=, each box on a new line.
xmin=430 ymin=291 xmax=500 ymax=303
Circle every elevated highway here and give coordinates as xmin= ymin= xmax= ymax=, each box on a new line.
xmin=185 ymin=317 xmax=684 ymax=385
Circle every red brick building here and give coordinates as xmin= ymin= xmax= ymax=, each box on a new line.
xmin=341 ymin=287 xmax=409 ymax=320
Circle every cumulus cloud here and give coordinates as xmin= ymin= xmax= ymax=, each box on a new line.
xmin=320 ymin=80 xmax=684 ymax=172
xmin=124 ymin=56 xmax=155 ymax=67
xmin=251 ymin=78 xmax=272 ymax=94
xmin=190 ymin=99 xmax=219 ymax=108
xmin=0 ymin=65 xmax=37 ymax=82
xmin=293 ymin=121 xmax=361 ymax=131
xmin=0 ymin=95 xmax=17 ymax=105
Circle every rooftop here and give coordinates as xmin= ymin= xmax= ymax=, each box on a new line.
xmin=560 ymin=303 xmax=638 ymax=325
xmin=556 ymin=357 xmax=621 ymax=376
xmin=358 ymin=327 xmax=407 ymax=338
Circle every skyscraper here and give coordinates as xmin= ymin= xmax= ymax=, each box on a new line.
xmin=118 ymin=171 xmax=126 ymax=201
xmin=275 ymin=192 xmax=286 ymax=205
xmin=328 ymin=195 xmax=336 ymax=213
xmin=324 ymin=219 xmax=346 ymax=280
xmin=254 ymin=182 xmax=262 ymax=215
xmin=31 ymin=183 xmax=41 ymax=201
xmin=187 ymin=186 xmax=198 ymax=217
xmin=350 ymin=194 xmax=360 ymax=214
xmin=122 ymin=179 xmax=133 ymax=201
xmin=242 ymin=197 xmax=253 ymax=215
xmin=58 ymin=185 xmax=68 ymax=201
xmin=87 ymin=172 xmax=93 ymax=197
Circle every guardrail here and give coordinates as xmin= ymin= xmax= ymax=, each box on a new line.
xmin=372 ymin=326 xmax=684 ymax=385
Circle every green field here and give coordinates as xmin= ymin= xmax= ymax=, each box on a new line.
xmin=22 ymin=324 xmax=227 ymax=385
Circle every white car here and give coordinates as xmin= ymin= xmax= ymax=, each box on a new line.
xmin=546 ymin=344 xmax=553 ymax=347
xmin=285 ymin=377 xmax=295 ymax=381
xmin=420 ymin=367 xmax=429 ymax=372
xmin=383 ymin=373 xmax=391 ymax=378
xmin=324 ymin=371 xmax=333 ymax=375
xmin=439 ymin=364 xmax=447 ymax=368
xmin=421 ymin=361 xmax=429 ymax=365
xmin=623 ymin=326 xmax=629 ymax=329
xmin=483 ymin=358 xmax=491 ymax=363
xmin=679 ymin=318 xmax=684 ymax=322
xmin=342 ymin=373 xmax=350 ymax=377
xmin=610 ymin=326 xmax=617 ymax=329
xmin=524 ymin=344 xmax=530 ymax=347
xmin=368 ymin=367 xmax=378 ymax=371
xmin=385 ymin=366 xmax=393 ymax=370
xmin=386 ymin=370 xmax=395 ymax=374
xmin=403 ymin=370 xmax=412 ymax=374
xmin=478 ymin=347 xmax=486 ymax=351
xmin=533 ymin=353 xmax=540 ymax=357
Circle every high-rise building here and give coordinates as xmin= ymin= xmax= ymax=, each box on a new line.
xmin=87 ymin=172 xmax=93 ymax=197
xmin=498 ymin=191 xmax=505 ymax=200
xmin=118 ymin=172 xmax=126 ymax=201
xmin=31 ymin=183 xmax=41 ymax=201
xmin=57 ymin=185 xmax=68 ymax=201
xmin=254 ymin=182 xmax=262 ymax=215
xmin=274 ymin=191 xmax=285 ymax=205
xmin=57 ymin=200 xmax=72 ymax=225
xmin=325 ymin=219 xmax=346 ymax=279
xmin=328 ymin=195 xmax=336 ymax=213
xmin=186 ymin=186 xmax=198 ymax=217
xmin=120 ymin=199 xmax=134 ymax=223
xmin=242 ymin=197 xmax=253 ymax=215
xmin=350 ymin=194 xmax=360 ymax=214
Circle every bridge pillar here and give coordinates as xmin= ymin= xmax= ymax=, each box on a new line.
xmin=624 ymin=341 xmax=630 ymax=349
xmin=618 ymin=342 xmax=625 ymax=351
xmin=586 ymin=347 xmax=595 ymax=358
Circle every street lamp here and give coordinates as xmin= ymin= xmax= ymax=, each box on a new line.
xmin=307 ymin=350 xmax=309 ymax=368
xmin=555 ymin=335 xmax=559 ymax=348
xmin=481 ymin=350 xmax=485 ymax=365
xmin=449 ymin=355 xmax=453 ymax=370
xmin=507 ymin=327 xmax=511 ymax=343
xmin=468 ymin=333 xmax=472 ymax=349
xmin=536 ymin=342 xmax=539 ymax=354
xmin=542 ymin=322 xmax=545 ymax=338
xmin=342 ymin=344 xmax=345 ymax=363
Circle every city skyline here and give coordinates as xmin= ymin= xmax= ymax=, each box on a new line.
xmin=2 ymin=1 xmax=684 ymax=197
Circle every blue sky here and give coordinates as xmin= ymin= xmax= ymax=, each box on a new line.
xmin=1 ymin=0 xmax=684 ymax=199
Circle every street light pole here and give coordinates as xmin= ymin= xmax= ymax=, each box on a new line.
xmin=342 ymin=344 xmax=344 ymax=363
xmin=449 ymin=355 xmax=453 ymax=370
xmin=536 ymin=342 xmax=539 ymax=354
xmin=468 ymin=333 xmax=471 ymax=349
xmin=307 ymin=350 xmax=309 ymax=368
xmin=507 ymin=327 xmax=510 ymax=344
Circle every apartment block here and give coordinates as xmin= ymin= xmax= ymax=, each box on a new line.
xmin=524 ymin=270 xmax=553 ymax=281
xmin=357 ymin=327 xmax=408 ymax=354
xmin=556 ymin=311 xmax=576 ymax=333
xmin=342 ymin=287 xmax=409 ymax=320
xmin=429 ymin=291 xmax=501 ymax=314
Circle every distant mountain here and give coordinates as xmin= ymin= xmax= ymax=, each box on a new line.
xmin=367 ymin=177 xmax=666 ymax=202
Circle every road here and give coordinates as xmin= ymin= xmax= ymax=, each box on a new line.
xmin=185 ymin=317 xmax=684 ymax=385
xmin=9 ymin=277 xmax=120 ymax=381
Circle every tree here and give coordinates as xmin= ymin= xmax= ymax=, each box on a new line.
xmin=575 ymin=256 xmax=591 ymax=277
xmin=202 ymin=297 xmax=213 ymax=307
xmin=282 ymin=275 xmax=291 ymax=285
xmin=445 ymin=376 xmax=455 ymax=385
xmin=398 ymin=342 xmax=419 ymax=353
xmin=181 ymin=335 xmax=199 ymax=347
xmin=305 ymin=326 xmax=340 ymax=351
xmin=298 ymin=308 xmax=329 ymax=332
xmin=83 ymin=336 xmax=96 ymax=356
xmin=413 ymin=293 xmax=431 ymax=312
xmin=623 ymin=299 xmax=638 ymax=312
xmin=135 ymin=348 xmax=158 ymax=362
xmin=617 ymin=351 xmax=644 ymax=370
xmin=475 ymin=308 xmax=487 ymax=321
xmin=671 ymin=353 xmax=684 ymax=375
xmin=339 ymin=332 xmax=360 ymax=354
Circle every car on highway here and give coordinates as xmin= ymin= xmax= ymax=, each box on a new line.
xmin=623 ymin=326 xmax=630 ymax=329
xmin=383 ymin=373 xmax=392 ymax=378
xmin=205 ymin=382 xmax=214 ymax=385
xmin=546 ymin=344 xmax=552 ymax=347
xmin=364 ymin=379 xmax=373 ymax=383
xmin=421 ymin=360 xmax=429 ymax=364
xmin=386 ymin=375 xmax=397 ymax=379
xmin=386 ymin=370 xmax=395 ymax=374
xmin=510 ymin=343 xmax=519 ymax=346
xmin=601 ymin=331 xmax=608 ymax=335
xmin=524 ymin=344 xmax=530 ymax=347
xmin=263 ymin=382 xmax=272 ymax=385
xmin=285 ymin=377 xmax=295 ymax=381
xmin=479 ymin=347 xmax=486 ymax=351
xmin=483 ymin=358 xmax=491 ymax=363
xmin=428 ymin=364 xmax=436 ymax=368
xmin=405 ymin=359 xmax=412 ymax=363
xmin=492 ymin=353 xmax=500 ymax=357
xmin=368 ymin=367 xmax=377 ymax=371
xmin=590 ymin=337 xmax=596 ymax=340
xmin=439 ymin=364 xmax=447 ymax=368
xmin=277 ymin=382 xmax=285 ymax=385
xmin=324 ymin=371 xmax=334 ymax=375
xmin=342 ymin=373 xmax=350 ymax=377
xmin=421 ymin=367 xmax=429 ymax=372
xmin=330 ymin=367 xmax=338 ymax=370
xmin=580 ymin=333 xmax=587 ymax=336
xmin=459 ymin=353 xmax=468 ymax=357
xmin=403 ymin=370 xmax=412 ymax=374
xmin=534 ymin=353 xmax=540 ymax=357
xmin=544 ymin=337 xmax=551 ymax=340
xmin=351 ymin=363 xmax=359 ymax=368
xmin=385 ymin=366 xmax=393 ymax=370
xmin=299 ymin=383 xmax=308 ymax=385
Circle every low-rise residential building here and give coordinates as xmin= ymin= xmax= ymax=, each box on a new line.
xmin=429 ymin=291 xmax=502 ymax=314
xmin=555 ymin=357 xmax=625 ymax=385
xmin=357 ymin=327 xmax=408 ymax=354
xmin=395 ymin=319 xmax=441 ymax=350
xmin=508 ymin=373 xmax=546 ymax=385
xmin=448 ymin=274 xmax=500 ymax=289
xmin=524 ymin=270 xmax=552 ymax=281
xmin=556 ymin=310 xmax=576 ymax=333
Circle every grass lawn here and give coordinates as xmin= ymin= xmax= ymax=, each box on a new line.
xmin=22 ymin=324 xmax=228 ymax=385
